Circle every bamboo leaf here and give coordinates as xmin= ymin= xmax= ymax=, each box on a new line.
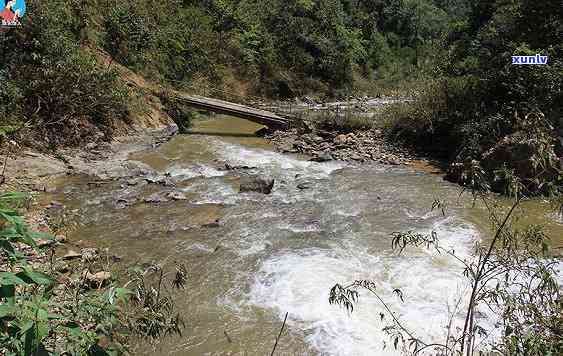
xmin=0 ymin=272 xmax=28 ymax=285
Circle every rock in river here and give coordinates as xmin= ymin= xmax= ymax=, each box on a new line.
xmin=167 ymin=191 xmax=188 ymax=201
xmin=239 ymin=176 xmax=275 ymax=194
xmin=297 ymin=180 xmax=314 ymax=190
xmin=310 ymin=151 xmax=333 ymax=162
xmin=144 ymin=192 xmax=169 ymax=204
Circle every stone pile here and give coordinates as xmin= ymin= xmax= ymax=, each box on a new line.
xmin=267 ymin=128 xmax=413 ymax=165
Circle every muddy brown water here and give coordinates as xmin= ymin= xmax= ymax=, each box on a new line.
xmin=48 ymin=116 xmax=562 ymax=355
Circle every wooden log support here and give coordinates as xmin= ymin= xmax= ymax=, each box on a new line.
xmin=172 ymin=94 xmax=290 ymax=131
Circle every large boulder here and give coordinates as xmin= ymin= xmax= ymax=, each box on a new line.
xmin=239 ymin=176 xmax=275 ymax=194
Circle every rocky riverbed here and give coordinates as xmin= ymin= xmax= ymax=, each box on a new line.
xmin=267 ymin=128 xmax=414 ymax=165
xmin=3 ymin=115 xmax=561 ymax=356
xmin=0 ymin=126 xmax=179 ymax=279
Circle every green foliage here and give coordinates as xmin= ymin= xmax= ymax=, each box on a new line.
xmin=0 ymin=192 xmax=115 ymax=354
xmin=155 ymin=6 xmax=217 ymax=83
xmin=102 ymin=1 xmax=217 ymax=83
xmin=0 ymin=0 xmax=131 ymax=147
xmin=313 ymin=109 xmax=376 ymax=132
xmin=29 ymin=0 xmax=458 ymax=98
xmin=158 ymin=94 xmax=198 ymax=134
xmin=0 ymin=193 xmax=187 ymax=354
xmin=125 ymin=263 xmax=187 ymax=340
xmin=0 ymin=0 xmax=477 ymax=142
xmin=104 ymin=4 xmax=155 ymax=67
xmin=383 ymin=0 xmax=562 ymax=194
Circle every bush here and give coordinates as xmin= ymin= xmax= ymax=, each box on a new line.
xmin=159 ymin=93 xmax=197 ymax=134
xmin=0 ymin=192 xmax=122 ymax=354
xmin=0 ymin=0 xmax=131 ymax=147
xmin=385 ymin=75 xmax=562 ymax=195
xmin=103 ymin=4 xmax=155 ymax=67
xmin=381 ymin=0 xmax=562 ymax=194
xmin=314 ymin=110 xmax=377 ymax=132
xmin=0 ymin=191 xmax=187 ymax=354
xmin=153 ymin=6 xmax=217 ymax=83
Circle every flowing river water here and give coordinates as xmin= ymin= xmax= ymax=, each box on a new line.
xmin=49 ymin=117 xmax=562 ymax=355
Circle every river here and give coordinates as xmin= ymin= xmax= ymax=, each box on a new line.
xmin=50 ymin=116 xmax=562 ymax=355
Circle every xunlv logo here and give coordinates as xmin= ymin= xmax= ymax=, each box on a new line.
xmin=512 ymin=54 xmax=549 ymax=65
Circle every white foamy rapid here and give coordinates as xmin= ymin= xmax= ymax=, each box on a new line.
xmin=181 ymin=178 xmax=239 ymax=205
xmin=249 ymin=219 xmax=480 ymax=356
xmin=213 ymin=140 xmax=345 ymax=179
xmin=166 ymin=164 xmax=226 ymax=179
xmin=164 ymin=139 xmax=495 ymax=354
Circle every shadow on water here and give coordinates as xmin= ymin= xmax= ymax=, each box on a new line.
xmin=186 ymin=130 xmax=262 ymax=138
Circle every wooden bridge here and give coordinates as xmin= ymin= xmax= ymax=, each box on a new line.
xmin=169 ymin=92 xmax=290 ymax=131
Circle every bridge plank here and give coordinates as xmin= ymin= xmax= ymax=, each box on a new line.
xmin=172 ymin=93 xmax=289 ymax=130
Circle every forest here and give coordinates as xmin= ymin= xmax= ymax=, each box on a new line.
xmin=1 ymin=0 xmax=561 ymax=192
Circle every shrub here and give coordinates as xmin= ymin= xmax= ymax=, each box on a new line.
xmin=385 ymin=76 xmax=562 ymax=195
xmin=0 ymin=192 xmax=119 ymax=354
xmin=314 ymin=110 xmax=377 ymax=132
xmin=0 ymin=0 xmax=131 ymax=147
xmin=153 ymin=6 xmax=217 ymax=83
xmin=0 ymin=192 xmax=187 ymax=354
xmin=158 ymin=93 xmax=197 ymax=134
xmin=103 ymin=3 xmax=155 ymax=67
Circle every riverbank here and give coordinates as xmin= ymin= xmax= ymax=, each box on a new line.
xmin=267 ymin=127 xmax=414 ymax=165
xmin=0 ymin=124 xmax=189 ymax=354
xmin=2 ymin=124 xmax=182 ymax=263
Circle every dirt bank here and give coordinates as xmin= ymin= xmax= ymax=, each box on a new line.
xmin=3 ymin=126 xmax=177 ymax=191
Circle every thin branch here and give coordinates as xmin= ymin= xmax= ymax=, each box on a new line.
xmin=460 ymin=197 xmax=520 ymax=355
xmin=270 ymin=312 xmax=288 ymax=356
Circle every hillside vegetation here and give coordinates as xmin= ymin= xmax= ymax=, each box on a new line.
xmin=386 ymin=0 xmax=562 ymax=195
xmin=0 ymin=0 xmax=463 ymax=143
xmin=0 ymin=0 xmax=561 ymax=193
